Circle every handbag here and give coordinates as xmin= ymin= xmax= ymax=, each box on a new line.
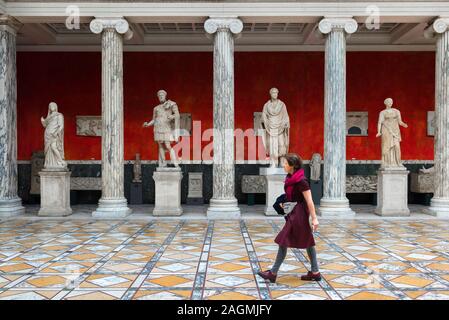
xmin=282 ymin=202 xmax=297 ymax=215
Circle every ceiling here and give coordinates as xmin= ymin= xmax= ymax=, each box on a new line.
xmin=15 ymin=21 xmax=436 ymax=51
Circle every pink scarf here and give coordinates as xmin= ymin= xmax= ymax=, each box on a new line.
xmin=284 ymin=168 xmax=305 ymax=200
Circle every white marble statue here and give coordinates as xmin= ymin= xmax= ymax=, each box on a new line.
xmin=310 ymin=153 xmax=322 ymax=181
xmin=376 ymin=98 xmax=408 ymax=168
xmin=143 ymin=90 xmax=180 ymax=167
xmin=261 ymin=88 xmax=290 ymax=167
xmin=41 ymin=102 xmax=66 ymax=169
xmin=133 ymin=153 xmax=142 ymax=183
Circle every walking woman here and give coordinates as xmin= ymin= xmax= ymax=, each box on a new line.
xmin=258 ymin=153 xmax=321 ymax=283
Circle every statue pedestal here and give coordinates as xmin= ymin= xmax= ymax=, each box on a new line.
xmin=310 ymin=180 xmax=323 ymax=205
xmin=130 ymin=182 xmax=143 ymax=205
xmin=186 ymin=172 xmax=204 ymax=205
xmin=153 ymin=167 xmax=183 ymax=216
xmin=38 ymin=168 xmax=72 ymax=216
xmin=260 ymin=167 xmax=285 ymax=216
xmin=375 ymin=167 xmax=410 ymax=216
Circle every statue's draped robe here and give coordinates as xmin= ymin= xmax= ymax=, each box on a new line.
xmin=261 ymin=99 xmax=290 ymax=160
xmin=378 ymin=108 xmax=402 ymax=167
xmin=43 ymin=111 xmax=65 ymax=168
xmin=153 ymin=100 xmax=180 ymax=142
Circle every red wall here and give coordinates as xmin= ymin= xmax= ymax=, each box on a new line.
xmin=17 ymin=51 xmax=435 ymax=161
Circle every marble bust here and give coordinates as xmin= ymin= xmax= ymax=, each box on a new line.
xmin=41 ymin=102 xmax=66 ymax=169
xmin=376 ymin=98 xmax=408 ymax=168
xmin=261 ymin=88 xmax=290 ymax=167
xmin=310 ymin=153 xmax=322 ymax=181
xmin=143 ymin=90 xmax=180 ymax=167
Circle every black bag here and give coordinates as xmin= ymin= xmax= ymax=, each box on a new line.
xmin=273 ymin=194 xmax=287 ymax=215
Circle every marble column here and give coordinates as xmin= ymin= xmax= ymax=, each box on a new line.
xmin=318 ymin=18 xmax=357 ymax=217
xmin=204 ymin=17 xmax=243 ymax=219
xmin=90 ymin=17 xmax=132 ymax=218
xmin=0 ymin=15 xmax=25 ymax=217
xmin=425 ymin=18 xmax=449 ymax=217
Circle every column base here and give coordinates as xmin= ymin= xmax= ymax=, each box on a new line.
xmin=207 ymin=198 xmax=241 ymax=219
xmin=318 ymin=198 xmax=355 ymax=217
xmin=424 ymin=198 xmax=449 ymax=218
xmin=92 ymin=198 xmax=132 ymax=218
xmin=0 ymin=198 xmax=25 ymax=217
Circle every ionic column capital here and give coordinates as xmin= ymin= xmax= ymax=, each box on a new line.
xmin=0 ymin=15 xmax=22 ymax=35
xmin=204 ymin=17 xmax=243 ymax=35
xmin=90 ymin=17 xmax=133 ymax=39
xmin=424 ymin=17 xmax=449 ymax=39
xmin=318 ymin=17 xmax=358 ymax=35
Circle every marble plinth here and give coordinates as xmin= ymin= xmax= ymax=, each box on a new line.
xmin=38 ymin=169 xmax=72 ymax=216
xmin=375 ymin=167 xmax=410 ymax=216
xmin=153 ymin=167 xmax=183 ymax=216
xmin=260 ymin=167 xmax=285 ymax=216
xmin=130 ymin=182 xmax=143 ymax=205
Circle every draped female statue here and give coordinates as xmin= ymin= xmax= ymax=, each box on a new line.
xmin=376 ymin=98 xmax=408 ymax=168
xmin=41 ymin=102 xmax=66 ymax=169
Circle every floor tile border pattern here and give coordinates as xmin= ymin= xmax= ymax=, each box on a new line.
xmin=122 ymin=221 xmax=185 ymax=300
xmin=268 ymin=220 xmax=342 ymax=300
xmin=0 ymin=220 xmax=131 ymax=294
xmin=334 ymin=221 xmax=449 ymax=295
xmin=191 ymin=220 xmax=214 ymax=300
xmin=239 ymin=220 xmax=271 ymax=300
xmin=54 ymin=221 xmax=152 ymax=300
xmin=311 ymin=225 xmax=405 ymax=299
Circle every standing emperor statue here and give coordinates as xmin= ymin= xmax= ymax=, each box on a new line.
xmin=143 ymin=90 xmax=180 ymax=167
xmin=261 ymin=88 xmax=290 ymax=168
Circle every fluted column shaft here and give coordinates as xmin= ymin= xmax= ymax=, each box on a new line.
xmin=318 ymin=18 xmax=357 ymax=216
xmin=0 ymin=15 xmax=24 ymax=217
xmin=427 ymin=18 xmax=449 ymax=217
xmin=101 ymin=29 xmax=124 ymax=199
xmin=90 ymin=17 xmax=132 ymax=217
xmin=205 ymin=17 xmax=243 ymax=218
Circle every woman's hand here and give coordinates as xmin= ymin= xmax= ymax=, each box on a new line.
xmin=311 ymin=217 xmax=319 ymax=232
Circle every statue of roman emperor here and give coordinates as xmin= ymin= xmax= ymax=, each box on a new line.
xmin=41 ymin=102 xmax=67 ymax=169
xmin=376 ymin=98 xmax=408 ymax=168
xmin=261 ymin=88 xmax=290 ymax=167
xmin=143 ymin=90 xmax=180 ymax=167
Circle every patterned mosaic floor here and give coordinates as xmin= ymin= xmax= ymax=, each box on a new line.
xmin=0 ymin=217 xmax=449 ymax=300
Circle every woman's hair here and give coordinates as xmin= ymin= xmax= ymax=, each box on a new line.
xmin=283 ymin=153 xmax=303 ymax=171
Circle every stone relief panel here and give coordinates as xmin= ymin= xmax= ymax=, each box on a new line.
xmin=427 ymin=111 xmax=435 ymax=136
xmin=346 ymin=175 xmax=377 ymax=193
xmin=76 ymin=116 xmax=102 ymax=136
xmin=30 ymin=151 xmax=45 ymax=194
xmin=411 ymin=172 xmax=434 ymax=193
xmin=70 ymin=177 xmax=102 ymax=190
xmin=242 ymin=175 xmax=266 ymax=193
xmin=347 ymin=112 xmax=368 ymax=136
